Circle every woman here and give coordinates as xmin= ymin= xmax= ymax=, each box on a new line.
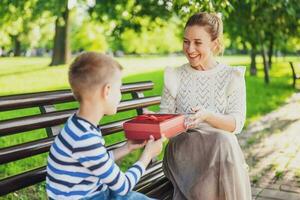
xmin=160 ymin=12 xmax=252 ymax=200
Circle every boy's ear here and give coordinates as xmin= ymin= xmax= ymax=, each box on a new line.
xmin=102 ymin=83 xmax=111 ymax=99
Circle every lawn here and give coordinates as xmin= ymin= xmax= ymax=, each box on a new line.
xmin=0 ymin=55 xmax=298 ymax=199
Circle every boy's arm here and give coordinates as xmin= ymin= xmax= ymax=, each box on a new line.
xmin=109 ymin=145 xmax=130 ymax=161
xmin=109 ymin=140 xmax=146 ymax=161
xmin=73 ymin=135 xmax=146 ymax=196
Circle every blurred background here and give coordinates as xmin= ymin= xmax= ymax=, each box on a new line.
xmin=0 ymin=0 xmax=299 ymax=199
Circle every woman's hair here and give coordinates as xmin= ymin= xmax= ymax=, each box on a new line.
xmin=185 ymin=12 xmax=224 ymax=55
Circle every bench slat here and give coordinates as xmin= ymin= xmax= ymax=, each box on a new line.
xmin=0 ymin=137 xmax=53 ymax=165
xmin=136 ymin=171 xmax=164 ymax=190
xmin=0 ymin=166 xmax=46 ymax=196
xmin=0 ymin=81 xmax=154 ymax=111
xmin=144 ymin=178 xmax=172 ymax=197
xmin=141 ymin=176 xmax=172 ymax=197
xmin=0 ymin=96 xmax=161 ymax=137
xmin=137 ymin=164 xmax=163 ymax=185
xmin=0 ymin=117 xmax=134 ymax=164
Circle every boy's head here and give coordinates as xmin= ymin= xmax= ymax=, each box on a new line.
xmin=69 ymin=52 xmax=123 ymax=115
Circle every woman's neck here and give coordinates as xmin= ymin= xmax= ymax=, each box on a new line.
xmin=193 ymin=59 xmax=217 ymax=71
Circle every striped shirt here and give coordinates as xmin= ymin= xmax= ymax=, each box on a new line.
xmin=46 ymin=114 xmax=146 ymax=200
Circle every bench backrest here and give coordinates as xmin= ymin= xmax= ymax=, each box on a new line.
xmin=289 ymin=61 xmax=297 ymax=79
xmin=0 ymin=81 xmax=161 ymax=196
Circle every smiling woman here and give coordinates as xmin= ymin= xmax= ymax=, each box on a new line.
xmin=160 ymin=12 xmax=252 ymax=200
xmin=183 ymin=13 xmax=223 ymax=71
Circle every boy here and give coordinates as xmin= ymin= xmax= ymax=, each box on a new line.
xmin=46 ymin=52 xmax=163 ymax=200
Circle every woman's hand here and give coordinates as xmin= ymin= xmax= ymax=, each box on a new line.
xmin=126 ymin=140 xmax=147 ymax=152
xmin=186 ymin=106 xmax=211 ymax=129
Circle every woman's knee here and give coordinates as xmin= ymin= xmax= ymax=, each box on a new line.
xmin=215 ymin=133 xmax=235 ymax=150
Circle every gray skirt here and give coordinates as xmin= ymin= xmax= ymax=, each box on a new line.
xmin=163 ymin=123 xmax=252 ymax=200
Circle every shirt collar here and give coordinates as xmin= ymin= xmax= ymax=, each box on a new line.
xmin=73 ymin=113 xmax=101 ymax=133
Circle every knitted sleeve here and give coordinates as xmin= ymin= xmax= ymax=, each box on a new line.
xmin=226 ymin=66 xmax=246 ymax=134
xmin=159 ymin=67 xmax=179 ymax=114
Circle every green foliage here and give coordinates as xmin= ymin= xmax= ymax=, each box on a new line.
xmin=71 ymin=20 xmax=108 ymax=52
xmin=0 ymin=1 xmax=56 ymax=51
xmin=225 ymin=0 xmax=300 ymax=53
xmin=1 ymin=0 xmax=299 ymax=57
xmin=90 ymin=0 xmax=232 ymax=53
xmin=0 ymin=30 xmax=11 ymax=48
xmin=120 ymin=18 xmax=181 ymax=54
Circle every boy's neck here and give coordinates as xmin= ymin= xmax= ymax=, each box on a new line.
xmin=77 ymin=101 xmax=104 ymax=127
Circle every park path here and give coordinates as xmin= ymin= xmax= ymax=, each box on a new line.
xmin=238 ymin=92 xmax=300 ymax=200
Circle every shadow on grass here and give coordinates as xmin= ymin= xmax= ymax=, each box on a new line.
xmin=0 ymin=66 xmax=53 ymax=78
xmin=244 ymin=119 xmax=299 ymax=149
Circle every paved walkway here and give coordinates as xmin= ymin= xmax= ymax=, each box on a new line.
xmin=238 ymin=92 xmax=300 ymax=200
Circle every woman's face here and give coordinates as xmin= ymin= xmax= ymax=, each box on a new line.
xmin=183 ymin=25 xmax=216 ymax=69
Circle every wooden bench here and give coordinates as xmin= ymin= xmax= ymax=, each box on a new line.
xmin=0 ymin=81 xmax=173 ymax=199
xmin=289 ymin=61 xmax=300 ymax=88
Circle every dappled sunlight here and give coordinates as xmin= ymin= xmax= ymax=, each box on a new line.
xmin=241 ymin=92 xmax=300 ymax=191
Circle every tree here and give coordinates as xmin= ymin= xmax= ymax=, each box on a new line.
xmin=50 ymin=3 xmax=71 ymax=66
xmin=224 ymin=1 xmax=259 ymax=76
xmin=34 ymin=0 xmax=72 ymax=66
xmin=225 ymin=0 xmax=300 ymax=84
xmin=0 ymin=0 xmax=38 ymax=56
xmin=90 ymin=0 xmax=232 ymax=52
xmin=1 ymin=0 xmax=232 ymax=64
xmin=71 ymin=19 xmax=108 ymax=52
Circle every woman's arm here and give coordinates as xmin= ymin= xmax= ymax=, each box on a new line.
xmin=203 ymin=112 xmax=236 ymax=132
xmin=188 ymin=67 xmax=246 ymax=134
xmin=187 ymin=107 xmax=236 ymax=132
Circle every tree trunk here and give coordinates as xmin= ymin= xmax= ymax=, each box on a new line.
xmin=250 ymin=43 xmax=257 ymax=76
xmin=261 ymin=45 xmax=270 ymax=84
xmin=50 ymin=6 xmax=71 ymax=66
xmin=268 ymin=35 xmax=274 ymax=69
xmin=13 ymin=35 xmax=21 ymax=57
xmin=242 ymin=41 xmax=248 ymax=54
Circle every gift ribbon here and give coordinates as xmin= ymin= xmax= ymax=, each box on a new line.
xmin=135 ymin=115 xmax=174 ymax=122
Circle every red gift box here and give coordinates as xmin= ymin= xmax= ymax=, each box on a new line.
xmin=123 ymin=114 xmax=186 ymax=140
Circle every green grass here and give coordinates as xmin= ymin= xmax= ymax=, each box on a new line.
xmin=0 ymin=55 xmax=299 ymax=199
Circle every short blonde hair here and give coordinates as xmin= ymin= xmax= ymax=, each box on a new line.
xmin=185 ymin=12 xmax=224 ymax=55
xmin=68 ymin=52 xmax=123 ymax=102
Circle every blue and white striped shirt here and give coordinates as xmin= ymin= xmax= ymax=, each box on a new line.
xmin=46 ymin=114 xmax=146 ymax=200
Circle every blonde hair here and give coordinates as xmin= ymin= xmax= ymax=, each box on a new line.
xmin=185 ymin=12 xmax=224 ymax=55
xmin=69 ymin=52 xmax=123 ymax=102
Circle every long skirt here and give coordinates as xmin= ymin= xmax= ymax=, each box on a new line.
xmin=163 ymin=123 xmax=252 ymax=200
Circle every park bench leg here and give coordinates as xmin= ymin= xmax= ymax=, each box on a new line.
xmin=39 ymin=105 xmax=61 ymax=137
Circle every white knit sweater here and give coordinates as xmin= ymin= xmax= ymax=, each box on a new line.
xmin=159 ymin=63 xmax=246 ymax=134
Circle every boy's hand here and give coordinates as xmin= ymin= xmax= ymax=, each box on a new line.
xmin=139 ymin=135 xmax=165 ymax=168
xmin=126 ymin=140 xmax=146 ymax=152
xmin=143 ymin=135 xmax=164 ymax=158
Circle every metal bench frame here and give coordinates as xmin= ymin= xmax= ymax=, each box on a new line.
xmin=289 ymin=61 xmax=300 ymax=88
